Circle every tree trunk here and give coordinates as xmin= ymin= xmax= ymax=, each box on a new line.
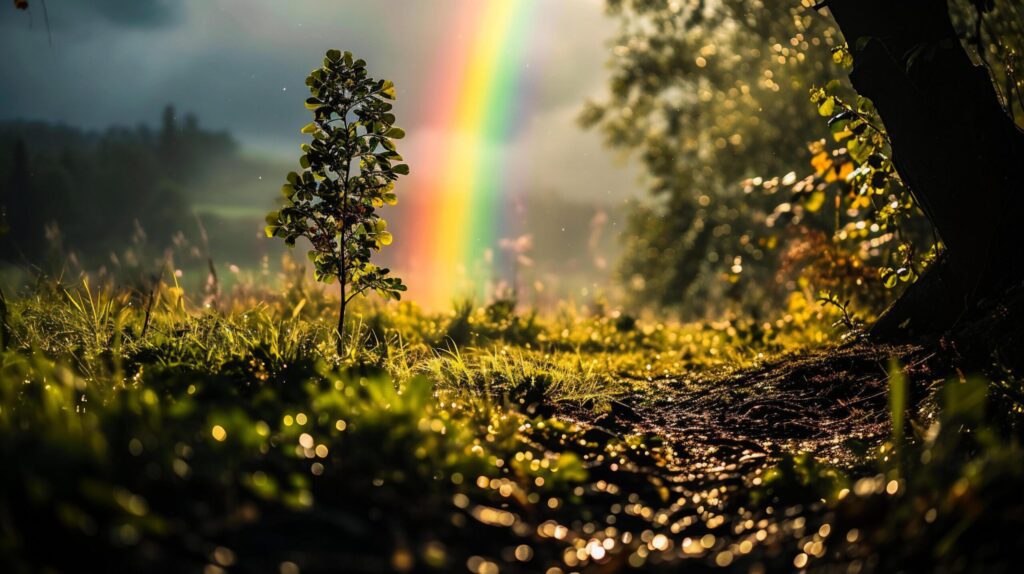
xmin=824 ymin=0 xmax=1024 ymax=338
xmin=338 ymin=264 xmax=347 ymax=358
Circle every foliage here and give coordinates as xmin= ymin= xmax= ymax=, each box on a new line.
xmin=753 ymin=365 xmax=1024 ymax=572
xmin=1 ymin=268 xmax=1021 ymax=572
xmin=587 ymin=0 xmax=1024 ymax=318
xmin=265 ymin=50 xmax=407 ymax=351
xmin=582 ymin=0 xmax=846 ymax=316
xmin=745 ymin=0 xmax=1024 ymax=307
xmin=4 ymin=3 xmax=1024 ymax=571
xmin=747 ymin=62 xmax=937 ymax=305
xmin=0 ymin=275 xmax=706 ymax=573
xmin=948 ymin=0 xmax=1024 ymax=126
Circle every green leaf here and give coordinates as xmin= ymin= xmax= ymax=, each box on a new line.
xmin=270 ymin=50 xmax=405 ymax=300
xmin=887 ymin=359 xmax=906 ymax=446
xmin=847 ymin=137 xmax=871 ymax=164
xmin=831 ymin=46 xmax=852 ymax=67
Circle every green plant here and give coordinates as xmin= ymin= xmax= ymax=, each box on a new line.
xmin=817 ymin=289 xmax=864 ymax=340
xmin=265 ymin=49 xmax=408 ymax=356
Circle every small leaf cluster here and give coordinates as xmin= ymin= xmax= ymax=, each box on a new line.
xmin=265 ymin=50 xmax=407 ymax=302
xmin=809 ymin=77 xmax=937 ymax=289
xmin=750 ymin=48 xmax=938 ymax=296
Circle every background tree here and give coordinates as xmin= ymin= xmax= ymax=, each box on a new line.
xmin=581 ymin=0 xmax=847 ymax=317
xmin=265 ymin=50 xmax=407 ymax=356
xmin=586 ymin=0 xmax=1024 ymax=325
xmin=746 ymin=0 xmax=1024 ymax=337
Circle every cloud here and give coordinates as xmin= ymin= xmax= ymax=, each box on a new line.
xmin=0 ymin=0 xmax=181 ymax=31
xmin=0 ymin=0 xmax=638 ymax=202
xmin=87 ymin=0 xmax=181 ymax=28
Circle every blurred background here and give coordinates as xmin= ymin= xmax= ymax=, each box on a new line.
xmin=0 ymin=0 xmax=639 ymax=309
xmin=3 ymin=0 xmax=1019 ymax=319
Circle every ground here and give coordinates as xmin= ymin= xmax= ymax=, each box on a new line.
xmin=0 ymin=277 xmax=1020 ymax=573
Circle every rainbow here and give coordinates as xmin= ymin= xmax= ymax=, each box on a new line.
xmin=401 ymin=0 xmax=539 ymax=308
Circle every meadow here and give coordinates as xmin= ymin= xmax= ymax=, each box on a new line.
xmin=5 ymin=0 xmax=1024 ymax=572
xmin=2 ymin=260 xmax=1022 ymax=573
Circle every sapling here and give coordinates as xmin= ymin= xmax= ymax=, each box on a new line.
xmin=266 ymin=49 xmax=408 ymax=356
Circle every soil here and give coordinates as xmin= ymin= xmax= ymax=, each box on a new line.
xmin=546 ymin=341 xmax=943 ymax=572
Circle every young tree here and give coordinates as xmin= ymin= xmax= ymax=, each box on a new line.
xmin=265 ymin=49 xmax=407 ymax=356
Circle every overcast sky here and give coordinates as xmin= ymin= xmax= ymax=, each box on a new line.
xmin=0 ymin=0 xmax=640 ymax=202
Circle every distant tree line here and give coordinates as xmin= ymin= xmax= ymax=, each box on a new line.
xmin=0 ymin=106 xmax=236 ymax=266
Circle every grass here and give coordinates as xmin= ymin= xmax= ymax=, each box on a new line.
xmin=1 ymin=264 xmax=1022 ymax=573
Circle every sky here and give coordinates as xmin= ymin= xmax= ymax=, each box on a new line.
xmin=0 ymin=0 xmax=640 ymax=203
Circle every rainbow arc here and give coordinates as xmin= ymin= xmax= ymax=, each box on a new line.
xmin=400 ymin=0 xmax=538 ymax=308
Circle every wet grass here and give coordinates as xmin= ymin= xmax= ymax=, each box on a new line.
xmin=1 ymin=273 xmax=1022 ymax=573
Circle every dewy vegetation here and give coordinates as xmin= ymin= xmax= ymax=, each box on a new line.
xmin=2 ymin=256 xmax=1023 ymax=573
xmin=3 ymin=2 xmax=1024 ymax=574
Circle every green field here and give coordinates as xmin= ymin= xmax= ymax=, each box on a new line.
xmin=2 ymin=272 xmax=1021 ymax=573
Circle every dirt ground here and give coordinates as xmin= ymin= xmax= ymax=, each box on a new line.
xmin=546 ymin=341 xmax=939 ymax=572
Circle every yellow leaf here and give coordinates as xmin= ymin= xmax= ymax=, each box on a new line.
xmin=817 ymin=96 xmax=835 ymax=117
xmin=805 ymin=190 xmax=826 ymax=212
xmin=811 ymin=151 xmax=832 ymax=176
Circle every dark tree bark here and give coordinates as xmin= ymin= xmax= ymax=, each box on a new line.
xmin=338 ymin=261 xmax=347 ymax=357
xmin=823 ymin=0 xmax=1024 ymax=339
